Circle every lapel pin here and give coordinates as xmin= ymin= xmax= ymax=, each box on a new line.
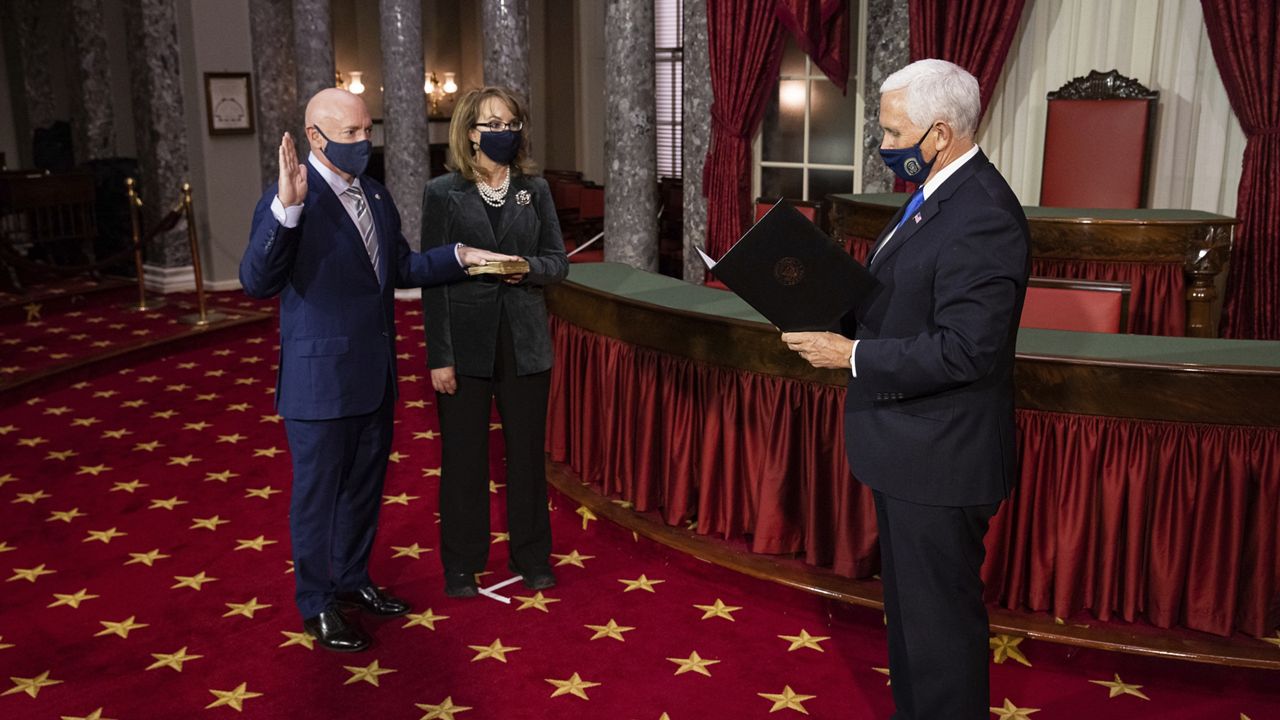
xmin=913 ymin=213 xmax=922 ymax=223
xmin=374 ymin=193 xmax=381 ymax=200
xmin=515 ymin=189 xmax=531 ymax=206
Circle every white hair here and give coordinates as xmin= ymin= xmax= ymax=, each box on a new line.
xmin=880 ymin=59 xmax=981 ymax=138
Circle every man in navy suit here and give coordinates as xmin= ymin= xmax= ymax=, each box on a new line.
xmin=240 ymin=88 xmax=515 ymax=652
xmin=784 ymin=60 xmax=1030 ymax=718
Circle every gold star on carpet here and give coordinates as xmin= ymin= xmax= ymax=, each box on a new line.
xmin=278 ymin=630 xmax=314 ymax=650
xmin=226 ymin=402 xmax=251 ymax=411
xmin=694 ymin=598 xmax=742 ymax=621
xmin=190 ymin=515 xmax=229 ymax=531
xmin=391 ymin=543 xmax=431 ymax=559
xmin=48 ymin=588 xmax=99 ymax=609
xmin=45 ymin=449 xmax=78 ymax=460
xmin=119 ymin=400 xmax=145 ymax=410
xmin=489 ymin=422 xmax=502 ymax=430
xmin=388 ymin=451 xmax=408 ymax=463
xmin=545 ymin=672 xmax=600 ymax=700
xmin=244 ymin=486 xmax=281 ymax=499
xmin=491 ymin=531 xmax=509 ymax=543
xmin=990 ymin=698 xmax=1040 ymax=719
xmin=413 ymin=430 xmax=438 ymax=440
xmin=182 ymin=422 xmax=211 ymax=433
xmin=384 ymin=492 xmax=420 ymax=506
xmin=23 ymin=303 xmax=41 ymax=322
xmin=111 ymin=479 xmax=146 ymax=493
xmin=259 ymin=414 xmax=282 ymax=424
xmin=344 ymin=659 xmax=397 ymax=686
xmin=101 ymin=428 xmax=132 ymax=438
xmin=18 ymin=436 xmax=49 ymax=447
xmin=205 ymin=682 xmax=262 ymax=711
xmin=150 ymin=410 xmax=177 ymax=419
xmin=93 ymin=390 xmax=118 ymax=398
xmin=205 ymin=470 xmax=239 ymax=482
xmin=95 ymin=615 xmax=149 ymax=638
xmin=84 ymin=527 xmax=126 ymax=544
xmin=514 ymin=592 xmax=560 ymax=613
xmin=415 ymin=696 xmax=472 ymax=720
xmin=1089 ymin=674 xmax=1150 ymax=700
xmin=403 ymin=608 xmax=449 ymax=631
xmin=668 ymin=650 xmax=720 ymax=677
xmin=216 ymin=433 xmax=245 ymax=444
xmin=0 ymin=541 xmax=13 ymax=554
xmin=147 ymin=646 xmax=203 ymax=672
xmin=0 ymin=635 xmax=11 ymax=649
xmin=422 ymin=467 xmax=442 ymax=477
xmin=12 ymin=489 xmax=51 ymax=504
xmin=779 ymin=629 xmax=830 ymax=652
xmin=167 ymin=454 xmax=199 ymax=466
xmin=758 ymin=685 xmax=816 ymax=714
xmin=0 ymin=473 xmax=16 ymax=487
xmin=44 ymin=405 xmax=72 ymax=416
xmin=8 ymin=563 xmax=55 ymax=582
xmin=149 ymin=496 xmax=187 ymax=510
xmin=253 ymin=446 xmax=285 ymax=458
xmin=2 ymin=669 xmax=61 ymax=698
xmin=234 ymin=535 xmax=277 ymax=552
xmin=195 ymin=393 xmax=219 ymax=401
xmin=403 ymin=399 xmax=427 ymax=409
xmin=585 ymin=619 xmax=635 ymax=642
xmin=872 ymin=666 xmax=891 ymax=685
xmin=223 ymin=597 xmax=272 ymax=618
xmin=133 ymin=442 xmax=162 ymax=454
xmin=70 ymin=417 xmax=101 ymax=427
xmin=489 ymin=480 xmax=505 ymax=494
xmin=619 ymin=574 xmax=664 ymax=593
xmin=171 ymin=571 xmax=218 ymax=590
xmin=125 ymin=549 xmax=170 ymax=567
xmin=76 ymin=463 xmax=112 ymax=475
xmin=166 ymin=384 xmax=190 ymax=393
xmin=576 ymin=505 xmax=597 ymax=529
xmin=990 ymin=633 xmax=1032 ymax=666
xmin=469 ymin=639 xmax=520 ymax=663
xmin=552 ymin=550 xmax=595 ymax=568
xmin=0 ymin=425 xmax=15 ymax=435
xmin=59 ymin=707 xmax=116 ymax=720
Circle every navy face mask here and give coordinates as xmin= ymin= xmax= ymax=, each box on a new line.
xmin=313 ymin=125 xmax=372 ymax=177
xmin=477 ymin=130 xmax=522 ymax=166
xmin=879 ymin=125 xmax=937 ymax=184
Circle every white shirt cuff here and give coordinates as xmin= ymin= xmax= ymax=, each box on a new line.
xmin=270 ymin=196 xmax=304 ymax=228
xmin=453 ymin=243 xmax=464 ymax=267
xmin=849 ymin=339 xmax=859 ymax=377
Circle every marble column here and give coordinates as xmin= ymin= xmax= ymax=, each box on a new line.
xmin=861 ymin=0 xmax=910 ymax=193
xmin=481 ymin=0 xmax=530 ymax=101
xmin=8 ymin=0 xmax=59 ymax=131
xmin=249 ymin=0 xmax=300 ymax=190
xmin=292 ymin=0 xmax=335 ymax=113
xmin=69 ymin=0 xmax=117 ymax=161
xmin=681 ymin=0 xmax=711 ymax=284
xmin=603 ymin=0 xmax=657 ymax=271
xmin=380 ymin=0 xmax=429 ymax=248
xmin=123 ymin=0 xmax=192 ymax=267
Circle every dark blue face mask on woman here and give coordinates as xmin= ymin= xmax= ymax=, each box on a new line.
xmin=313 ymin=125 xmax=372 ymax=177
xmin=879 ymin=125 xmax=938 ymax=184
xmin=478 ymin=130 xmax=522 ymax=166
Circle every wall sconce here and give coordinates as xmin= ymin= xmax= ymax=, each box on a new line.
xmin=346 ymin=71 xmax=366 ymax=95
xmin=424 ymin=71 xmax=458 ymax=115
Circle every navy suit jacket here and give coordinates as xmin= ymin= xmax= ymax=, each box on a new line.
xmin=240 ymin=164 xmax=465 ymax=421
xmin=843 ymin=150 xmax=1031 ymax=506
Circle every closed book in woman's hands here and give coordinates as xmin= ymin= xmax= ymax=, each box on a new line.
xmin=697 ymin=200 xmax=878 ymax=331
xmin=466 ymin=259 xmax=531 ymax=276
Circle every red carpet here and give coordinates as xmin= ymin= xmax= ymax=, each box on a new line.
xmin=1 ymin=293 xmax=1278 ymax=719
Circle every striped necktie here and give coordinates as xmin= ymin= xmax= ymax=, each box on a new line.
xmin=343 ymin=185 xmax=379 ymax=277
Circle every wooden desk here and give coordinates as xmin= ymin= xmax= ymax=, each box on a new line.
xmin=827 ymin=193 xmax=1236 ymax=338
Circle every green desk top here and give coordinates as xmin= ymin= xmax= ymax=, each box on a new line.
xmin=832 ymin=192 xmax=1234 ymax=223
xmin=564 ymin=263 xmax=1280 ymax=369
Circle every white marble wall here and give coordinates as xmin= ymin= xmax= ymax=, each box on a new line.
xmin=603 ymin=0 xmax=657 ymax=271
xmin=861 ymin=0 xmax=910 ymax=192
xmin=292 ymin=0 xmax=335 ymax=116
xmin=482 ymin=0 xmax=531 ymax=102
xmin=70 ymin=0 xmax=118 ymax=161
xmin=249 ymin=0 xmax=300 ymax=191
xmin=379 ymin=0 xmax=429 ymax=248
xmin=681 ymin=0 xmax=711 ymax=283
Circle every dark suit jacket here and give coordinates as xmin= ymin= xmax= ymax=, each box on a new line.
xmin=843 ymin=150 xmax=1030 ymax=506
xmin=420 ymin=172 xmax=568 ymax=377
xmin=240 ymin=163 xmax=465 ymax=421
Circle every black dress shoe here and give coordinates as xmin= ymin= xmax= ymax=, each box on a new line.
xmin=336 ymin=585 xmax=411 ymax=617
xmin=444 ymin=571 xmax=478 ymax=598
xmin=508 ymin=560 xmax=557 ymax=590
xmin=302 ymin=608 xmax=370 ymax=653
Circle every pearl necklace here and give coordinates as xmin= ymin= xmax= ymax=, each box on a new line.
xmin=476 ymin=167 xmax=510 ymax=207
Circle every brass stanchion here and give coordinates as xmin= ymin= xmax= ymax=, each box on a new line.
xmin=179 ymin=182 xmax=226 ymax=326
xmin=121 ymin=177 xmax=163 ymax=311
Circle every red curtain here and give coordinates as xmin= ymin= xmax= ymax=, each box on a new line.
xmin=702 ymin=0 xmax=787 ymax=260
xmin=547 ymin=316 xmax=1280 ymax=636
xmin=890 ymin=0 xmax=1028 ymax=192
xmin=774 ymin=0 xmax=850 ymax=92
xmin=1201 ymin=0 xmax=1280 ymax=339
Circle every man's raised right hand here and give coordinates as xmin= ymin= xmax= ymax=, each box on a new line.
xmin=277 ymin=132 xmax=307 ymax=208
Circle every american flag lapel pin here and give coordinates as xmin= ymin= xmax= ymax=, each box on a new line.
xmin=913 ymin=212 xmax=923 ymax=223
xmin=374 ymin=193 xmax=381 ymax=200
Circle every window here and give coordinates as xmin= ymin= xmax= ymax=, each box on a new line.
xmin=655 ymin=0 xmax=683 ymax=178
xmin=755 ymin=37 xmax=858 ymax=202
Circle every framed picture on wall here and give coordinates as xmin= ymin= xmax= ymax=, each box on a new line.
xmin=205 ymin=73 xmax=254 ymax=135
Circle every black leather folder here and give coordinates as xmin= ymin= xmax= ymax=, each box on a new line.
xmin=698 ymin=200 xmax=878 ymax=331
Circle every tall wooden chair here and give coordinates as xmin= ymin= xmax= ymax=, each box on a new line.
xmin=1040 ymin=70 xmax=1158 ymax=209
xmin=1020 ymin=277 xmax=1131 ymax=333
